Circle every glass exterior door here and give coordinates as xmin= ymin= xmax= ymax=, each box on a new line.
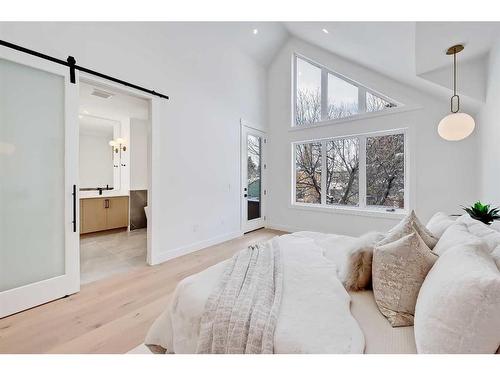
xmin=247 ymin=134 xmax=262 ymax=221
xmin=0 ymin=47 xmax=79 ymax=318
xmin=241 ymin=125 xmax=265 ymax=233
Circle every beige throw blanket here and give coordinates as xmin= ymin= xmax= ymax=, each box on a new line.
xmin=196 ymin=242 xmax=283 ymax=354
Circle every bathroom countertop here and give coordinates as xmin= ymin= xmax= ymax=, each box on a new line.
xmin=79 ymin=190 xmax=130 ymax=199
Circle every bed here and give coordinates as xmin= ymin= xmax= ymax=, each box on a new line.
xmin=144 ymin=231 xmax=417 ymax=354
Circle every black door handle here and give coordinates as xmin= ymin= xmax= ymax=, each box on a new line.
xmin=244 ymin=194 xmax=247 ymax=198
xmin=72 ymin=184 xmax=76 ymax=232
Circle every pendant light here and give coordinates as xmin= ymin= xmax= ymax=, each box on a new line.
xmin=438 ymin=44 xmax=475 ymax=141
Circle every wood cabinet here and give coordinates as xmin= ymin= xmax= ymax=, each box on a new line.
xmin=80 ymin=196 xmax=129 ymax=234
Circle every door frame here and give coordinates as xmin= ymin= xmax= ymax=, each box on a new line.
xmin=78 ymin=74 xmax=160 ymax=266
xmin=240 ymin=120 xmax=267 ymax=233
xmin=0 ymin=46 xmax=80 ymax=317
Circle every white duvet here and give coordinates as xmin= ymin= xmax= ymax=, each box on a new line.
xmin=145 ymin=233 xmax=365 ymax=354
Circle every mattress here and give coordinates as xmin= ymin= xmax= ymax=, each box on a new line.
xmin=350 ymin=290 xmax=416 ymax=354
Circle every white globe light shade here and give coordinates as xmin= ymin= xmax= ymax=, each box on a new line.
xmin=438 ymin=112 xmax=475 ymax=141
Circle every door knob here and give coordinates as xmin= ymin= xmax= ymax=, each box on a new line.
xmin=244 ymin=194 xmax=247 ymax=198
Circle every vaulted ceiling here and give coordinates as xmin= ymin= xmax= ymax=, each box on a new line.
xmin=247 ymin=21 xmax=500 ymax=111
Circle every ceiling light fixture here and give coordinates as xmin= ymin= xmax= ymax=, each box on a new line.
xmin=438 ymin=44 xmax=475 ymax=141
xmin=322 ymin=28 xmax=329 ymax=34
xmin=253 ymin=29 xmax=258 ymax=35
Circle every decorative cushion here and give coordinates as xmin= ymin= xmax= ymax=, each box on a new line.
xmin=340 ymin=231 xmax=386 ymax=291
xmin=372 ymin=231 xmax=438 ymax=327
xmin=320 ymin=231 xmax=385 ymax=291
xmin=491 ymin=221 xmax=500 ymax=232
xmin=433 ymin=222 xmax=488 ymax=256
xmin=414 ymin=243 xmax=500 ymax=353
xmin=491 ymin=245 xmax=500 ymax=269
xmin=378 ymin=210 xmax=438 ymax=249
xmin=425 ymin=212 xmax=456 ymax=238
xmin=456 ymin=214 xmax=500 ymax=253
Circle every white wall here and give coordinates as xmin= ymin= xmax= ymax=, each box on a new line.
xmin=267 ymin=38 xmax=479 ymax=236
xmin=130 ymin=118 xmax=149 ymax=191
xmin=0 ymin=23 xmax=267 ymax=263
xmin=79 ymin=132 xmax=114 ymax=188
xmin=478 ymin=38 xmax=500 ymax=206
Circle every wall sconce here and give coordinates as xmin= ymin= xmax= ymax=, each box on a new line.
xmin=109 ymin=138 xmax=127 ymax=167
xmin=109 ymin=138 xmax=127 ymax=153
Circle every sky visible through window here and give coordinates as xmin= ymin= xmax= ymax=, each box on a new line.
xmin=295 ymin=55 xmax=397 ymax=126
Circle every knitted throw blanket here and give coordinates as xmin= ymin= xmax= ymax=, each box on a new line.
xmin=196 ymin=241 xmax=283 ymax=354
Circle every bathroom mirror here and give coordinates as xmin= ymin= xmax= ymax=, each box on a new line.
xmin=79 ymin=115 xmax=121 ymax=192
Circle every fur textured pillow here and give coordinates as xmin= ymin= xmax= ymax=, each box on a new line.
xmin=414 ymin=243 xmax=500 ymax=353
xmin=341 ymin=231 xmax=386 ymax=291
xmin=378 ymin=210 xmax=438 ymax=249
xmin=372 ymin=231 xmax=438 ymax=327
xmin=320 ymin=232 xmax=385 ymax=291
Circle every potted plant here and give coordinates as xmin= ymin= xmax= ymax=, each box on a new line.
xmin=462 ymin=201 xmax=500 ymax=225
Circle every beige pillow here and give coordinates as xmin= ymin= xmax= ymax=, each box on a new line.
xmin=378 ymin=210 xmax=438 ymax=249
xmin=414 ymin=243 xmax=500 ymax=353
xmin=372 ymin=231 xmax=438 ymax=327
xmin=425 ymin=212 xmax=456 ymax=238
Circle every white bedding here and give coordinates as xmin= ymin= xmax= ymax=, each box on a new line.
xmin=145 ymin=233 xmax=365 ymax=354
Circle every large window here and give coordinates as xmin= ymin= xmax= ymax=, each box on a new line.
xmin=293 ymin=130 xmax=406 ymax=212
xmin=295 ymin=142 xmax=322 ymax=204
xmin=294 ymin=55 xmax=397 ymax=127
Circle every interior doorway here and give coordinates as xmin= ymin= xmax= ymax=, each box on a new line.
xmin=241 ymin=123 xmax=267 ymax=233
xmin=78 ymin=79 xmax=152 ymax=284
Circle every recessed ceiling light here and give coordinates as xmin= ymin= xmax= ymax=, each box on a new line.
xmin=322 ymin=28 xmax=329 ymax=34
xmin=253 ymin=29 xmax=258 ymax=35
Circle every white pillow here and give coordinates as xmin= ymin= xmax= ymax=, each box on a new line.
xmin=491 ymin=245 xmax=500 ymax=269
xmin=456 ymin=214 xmax=500 ymax=253
xmin=432 ymin=222 xmax=487 ymax=256
xmin=491 ymin=221 xmax=500 ymax=232
xmin=414 ymin=243 xmax=500 ymax=353
xmin=378 ymin=210 xmax=438 ymax=249
xmin=426 ymin=212 xmax=456 ymax=238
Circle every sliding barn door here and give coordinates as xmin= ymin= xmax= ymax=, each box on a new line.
xmin=0 ymin=46 xmax=80 ymax=317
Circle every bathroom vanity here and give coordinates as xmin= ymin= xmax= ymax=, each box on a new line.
xmin=80 ymin=196 xmax=129 ymax=234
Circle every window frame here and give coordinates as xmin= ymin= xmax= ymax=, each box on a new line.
xmin=292 ymin=53 xmax=400 ymax=128
xmin=291 ymin=128 xmax=409 ymax=217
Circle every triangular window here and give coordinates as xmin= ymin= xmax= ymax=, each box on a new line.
xmin=294 ymin=54 xmax=399 ymax=127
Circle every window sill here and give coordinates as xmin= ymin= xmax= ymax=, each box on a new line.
xmin=289 ymin=202 xmax=407 ymax=220
xmin=289 ymin=104 xmax=421 ymax=132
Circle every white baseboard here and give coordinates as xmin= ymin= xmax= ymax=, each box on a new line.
xmin=150 ymin=230 xmax=244 ymax=265
xmin=266 ymin=223 xmax=304 ymax=233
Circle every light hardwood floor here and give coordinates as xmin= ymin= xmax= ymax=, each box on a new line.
xmin=0 ymin=228 xmax=285 ymax=354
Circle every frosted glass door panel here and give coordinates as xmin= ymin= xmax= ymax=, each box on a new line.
xmin=0 ymin=58 xmax=65 ymax=292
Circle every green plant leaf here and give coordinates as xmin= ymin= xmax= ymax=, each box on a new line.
xmin=462 ymin=201 xmax=500 ymax=225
